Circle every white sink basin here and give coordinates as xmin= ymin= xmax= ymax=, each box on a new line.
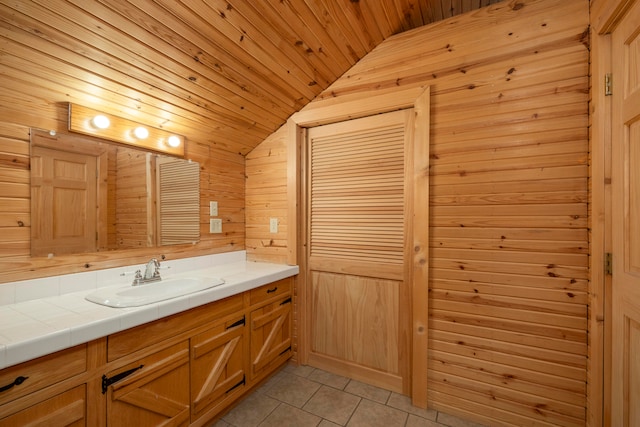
xmin=85 ymin=276 xmax=225 ymax=308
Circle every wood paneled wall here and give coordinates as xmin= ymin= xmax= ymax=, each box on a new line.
xmin=245 ymin=126 xmax=289 ymax=264
xmin=246 ymin=0 xmax=590 ymax=425
xmin=0 ymin=120 xmax=245 ymax=283
xmin=115 ymin=149 xmax=152 ymax=249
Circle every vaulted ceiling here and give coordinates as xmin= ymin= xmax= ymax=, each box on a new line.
xmin=1 ymin=0 xmax=501 ymax=155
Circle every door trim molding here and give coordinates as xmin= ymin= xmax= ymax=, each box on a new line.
xmin=287 ymin=84 xmax=430 ymax=407
xmin=588 ymin=0 xmax=637 ymax=424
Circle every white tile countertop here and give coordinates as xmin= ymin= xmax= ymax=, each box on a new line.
xmin=0 ymin=251 xmax=298 ymax=370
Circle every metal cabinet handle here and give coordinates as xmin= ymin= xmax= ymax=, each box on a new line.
xmin=266 ymin=287 xmax=278 ymax=293
xmin=0 ymin=376 xmax=28 ymax=393
xmin=102 ymin=365 xmax=143 ymax=394
xmin=226 ymin=317 xmax=246 ymax=330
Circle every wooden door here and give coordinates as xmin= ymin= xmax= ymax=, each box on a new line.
xmin=304 ymin=110 xmax=415 ymax=394
xmin=190 ymin=315 xmax=246 ymax=422
xmin=105 ymin=342 xmax=190 ymax=426
xmin=250 ymin=295 xmax=292 ymax=380
xmin=611 ymin=1 xmax=640 ymax=425
xmin=30 ymin=146 xmax=97 ymax=256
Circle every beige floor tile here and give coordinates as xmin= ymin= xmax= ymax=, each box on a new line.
xmin=344 ymin=379 xmax=391 ymax=404
xmin=318 ymin=420 xmax=342 ymax=427
xmin=283 ymin=362 xmax=316 ymax=378
xmin=221 ymin=392 xmax=280 ymax=427
xmin=308 ymin=368 xmax=350 ymax=390
xmin=387 ymin=392 xmax=438 ymax=420
xmin=346 ymin=399 xmax=408 ymax=427
xmin=406 ymin=414 xmax=443 ymax=427
xmin=303 ymin=385 xmax=361 ymax=425
xmin=258 ymin=403 xmax=322 ymax=427
xmin=213 ymin=365 xmax=486 ymax=427
xmin=255 ymin=369 xmax=287 ymax=395
xmin=265 ymin=372 xmax=321 ymax=408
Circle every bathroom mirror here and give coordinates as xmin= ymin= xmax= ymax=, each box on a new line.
xmin=30 ymin=129 xmax=200 ymax=257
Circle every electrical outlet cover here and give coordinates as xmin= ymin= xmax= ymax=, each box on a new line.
xmin=209 ymin=218 xmax=222 ymax=233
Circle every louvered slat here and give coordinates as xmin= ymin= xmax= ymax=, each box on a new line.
xmin=310 ymin=122 xmax=405 ymax=263
xmin=158 ymin=159 xmax=200 ymax=245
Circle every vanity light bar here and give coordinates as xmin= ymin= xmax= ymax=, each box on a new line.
xmin=68 ymin=103 xmax=185 ymax=157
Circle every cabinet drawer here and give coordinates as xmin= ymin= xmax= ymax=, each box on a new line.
xmin=108 ymin=293 xmax=243 ymax=361
xmin=0 ymin=384 xmax=85 ymax=427
xmin=250 ymin=278 xmax=292 ymax=306
xmin=0 ymin=344 xmax=87 ymax=406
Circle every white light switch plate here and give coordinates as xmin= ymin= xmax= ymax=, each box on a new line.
xmin=209 ymin=201 xmax=218 ymax=216
xmin=210 ymin=218 xmax=222 ymax=233
xmin=269 ymin=218 xmax=278 ymax=233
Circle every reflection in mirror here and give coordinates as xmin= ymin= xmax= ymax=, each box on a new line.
xmin=30 ymin=129 xmax=199 ymax=257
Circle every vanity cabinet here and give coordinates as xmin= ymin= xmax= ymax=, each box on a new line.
xmin=0 ymin=276 xmax=294 ymax=426
xmin=104 ymin=341 xmax=190 ymax=426
xmin=0 ymin=344 xmax=88 ymax=427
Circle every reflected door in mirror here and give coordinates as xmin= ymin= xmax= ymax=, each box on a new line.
xmin=31 ymin=146 xmax=98 ymax=256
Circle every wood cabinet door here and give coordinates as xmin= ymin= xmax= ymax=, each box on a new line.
xmin=0 ymin=384 xmax=85 ymax=427
xmin=250 ymin=295 xmax=292 ymax=380
xmin=190 ymin=315 xmax=246 ymax=422
xmin=611 ymin=1 xmax=640 ymax=425
xmin=105 ymin=342 xmax=190 ymax=427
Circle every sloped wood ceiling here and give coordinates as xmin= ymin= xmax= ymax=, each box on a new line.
xmin=0 ymin=0 xmax=501 ymax=155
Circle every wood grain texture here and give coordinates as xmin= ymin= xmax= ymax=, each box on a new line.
xmin=0 ymin=0 xmax=501 ymax=157
xmin=252 ymin=0 xmax=590 ymax=425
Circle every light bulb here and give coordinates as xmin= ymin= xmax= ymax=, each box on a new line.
xmin=91 ymin=115 xmax=110 ymax=129
xmin=133 ymin=126 xmax=149 ymax=139
xmin=167 ymin=135 xmax=181 ymax=147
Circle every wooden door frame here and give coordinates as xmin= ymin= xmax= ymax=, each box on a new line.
xmin=285 ymin=85 xmax=430 ymax=407
xmin=590 ymin=0 xmax=637 ymax=425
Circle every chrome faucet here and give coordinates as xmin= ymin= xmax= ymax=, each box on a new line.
xmin=143 ymin=258 xmax=161 ymax=282
xmin=122 ymin=258 xmax=165 ymax=286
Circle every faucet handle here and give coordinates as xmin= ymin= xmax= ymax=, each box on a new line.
xmin=131 ymin=270 xmax=143 ymax=285
xmin=120 ymin=269 xmax=143 ymax=277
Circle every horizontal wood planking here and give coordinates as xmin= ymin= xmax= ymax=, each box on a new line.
xmin=245 ymin=126 xmax=289 ymax=264
xmin=279 ymin=0 xmax=591 ymax=425
xmin=0 ymin=0 xmax=503 ymax=159
xmin=0 ymin=124 xmax=31 ymax=260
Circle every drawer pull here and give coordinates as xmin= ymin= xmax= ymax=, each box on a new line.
xmin=279 ymin=346 xmax=292 ymax=356
xmin=0 ymin=375 xmax=28 ymax=393
xmin=226 ymin=316 xmax=246 ymax=329
xmin=266 ymin=287 xmax=278 ymax=294
xmin=102 ymin=364 xmax=143 ymax=394
xmin=280 ymin=297 xmax=292 ymax=305
xmin=226 ymin=375 xmax=246 ymax=394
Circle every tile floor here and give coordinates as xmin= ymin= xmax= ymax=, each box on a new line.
xmin=212 ymin=363 xmax=486 ymax=427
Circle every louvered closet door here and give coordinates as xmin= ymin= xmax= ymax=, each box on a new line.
xmin=306 ymin=109 xmax=412 ymax=393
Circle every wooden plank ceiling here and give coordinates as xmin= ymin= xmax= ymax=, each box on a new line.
xmin=1 ymin=0 xmax=501 ymax=156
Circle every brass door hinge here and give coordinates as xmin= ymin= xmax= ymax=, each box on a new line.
xmin=605 ymin=252 xmax=613 ymax=275
xmin=605 ymin=73 xmax=612 ymax=96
